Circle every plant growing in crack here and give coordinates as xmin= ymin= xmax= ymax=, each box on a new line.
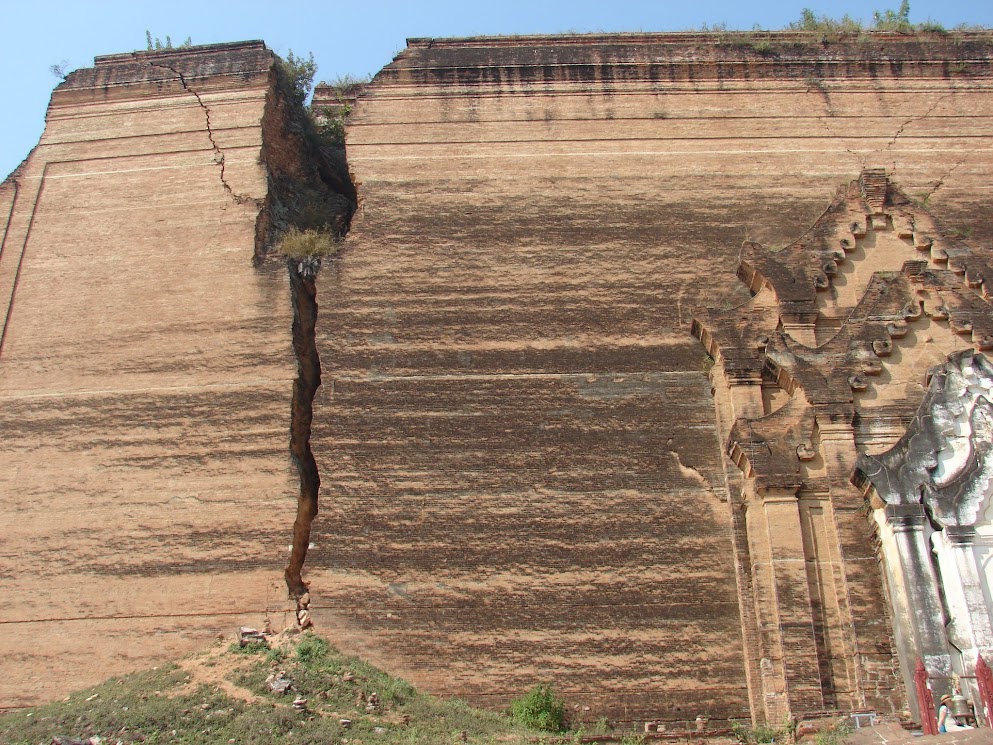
xmin=313 ymin=106 xmax=350 ymax=147
xmin=310 ymin=73 xmax=372 ymax=146
xmin=279 ymin=227 xmax=340 ymax=260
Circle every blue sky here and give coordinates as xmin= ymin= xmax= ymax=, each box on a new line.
xmin=2 ymin=0 xmax=991 ymax=179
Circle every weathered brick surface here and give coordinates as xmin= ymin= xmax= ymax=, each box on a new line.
xmin=691 ymin=47 xmax=993 ymax=717
xmin=308 ymin=31 xmax=993 ymax=725
xmin=3 ymin=31 xmax=993 ymax=726
xmin=0 ymin=42 xmax=299 ymax=708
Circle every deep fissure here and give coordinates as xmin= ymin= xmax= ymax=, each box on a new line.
xmin=256 ymin=58 xmax=358 ymax=609
xmin=285 ymin=258 xmax=322 ymax=604
xmin=151 ymin=51 xmax=342 ymax=608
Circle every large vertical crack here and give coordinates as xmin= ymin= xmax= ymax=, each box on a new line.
xmin=251 ymin=54 xmax=358 ymax=619
xmin=153 ymin=56 xmax=330 ymax=604
xmin=285 ymin=257 xmax=322 ymax=604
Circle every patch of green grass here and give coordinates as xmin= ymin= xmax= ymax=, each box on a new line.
xmin=815 ymin=720 xmax=854 ymax=745
xmin=0 ymin=666 xmax=242 ymax=745
xmin=731 ymin=718 xmax=786 ymax=744
xmin=236 ymin=632 xmax=419 ymax=712
xmin=0 ymin=635 xmax=537 ymax=745
xmin=229 ymin=639 xmax=270 ymax=655
xmin=294 ymin=631 xmax=331 ymax=665
xmin=753 ymin=723 xmax=781 ymax=742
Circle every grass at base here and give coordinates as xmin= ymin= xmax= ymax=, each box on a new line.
xmin=0 ymin=632 xmax=534 ymax=745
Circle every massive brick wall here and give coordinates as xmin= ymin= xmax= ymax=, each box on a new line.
xmin=0 ymin=42 xmax=299 ymax=708
xmin=4 ymin=30 xmax=993 ymax=726
xmin=307 ymin=31 xmax=993 ymax=725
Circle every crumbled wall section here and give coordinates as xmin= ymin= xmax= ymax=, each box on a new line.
xmin=0 ymin=42 xmax=300 ymax=708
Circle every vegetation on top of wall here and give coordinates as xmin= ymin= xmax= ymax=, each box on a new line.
xmin=49 ymin=60 xmax=71 ymax=81
xmin=786 ymin=1 xmax=952 ymax=34
xmin=705 ymin=1 xmax=986 ymax=48
xmin=320 ymin=72 xmax=374 ymax=101
xmin=703 ymin=2 xmax=987 ymax=54
xmin=145 ymin=30 xmax=192 ymax=51
xmin=785 ymin=8 xmax=866 ymax=35
xmin=277 ymin=49 xmax=318 ymax=104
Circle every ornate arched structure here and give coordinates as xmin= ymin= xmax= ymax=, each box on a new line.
xmin=693 ymin=169 xmax=993 ymax=722
xmin=855 ymin=350 xmax=993 ymax=719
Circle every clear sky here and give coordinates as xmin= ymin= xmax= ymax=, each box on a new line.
xmin=2 ymin=0 xmax=991 ymax=179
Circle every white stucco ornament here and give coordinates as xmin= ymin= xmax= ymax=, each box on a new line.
xmin=855 ymin=350 xmax=993 ymax=711
xmin=858 ymin=351 xmax=993 ymax=528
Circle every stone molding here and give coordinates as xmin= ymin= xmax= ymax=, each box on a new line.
xmin=694 ymin=170 xmax=993 ymax=493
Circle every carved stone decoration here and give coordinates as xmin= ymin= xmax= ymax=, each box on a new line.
xmin=693 ymin=168 xmax=993 ymax=723
xmin=854 ymin=351 xmax=993 ymax=720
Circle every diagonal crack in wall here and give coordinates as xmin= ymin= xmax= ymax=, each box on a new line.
xmin=886 ymin=91 xmax=958 ymax=178
xmin=920 ymin=158 xmax=967 ymax=206
xmin=880 ymin=90 xmax=969 ymax=203
xmin=805 ymin=79 xmax=867 ymax=172
xmin=887 ymin=92 xmax=955 ymax=151
xmin=149 ymin=61 xmax=262 ymax=207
